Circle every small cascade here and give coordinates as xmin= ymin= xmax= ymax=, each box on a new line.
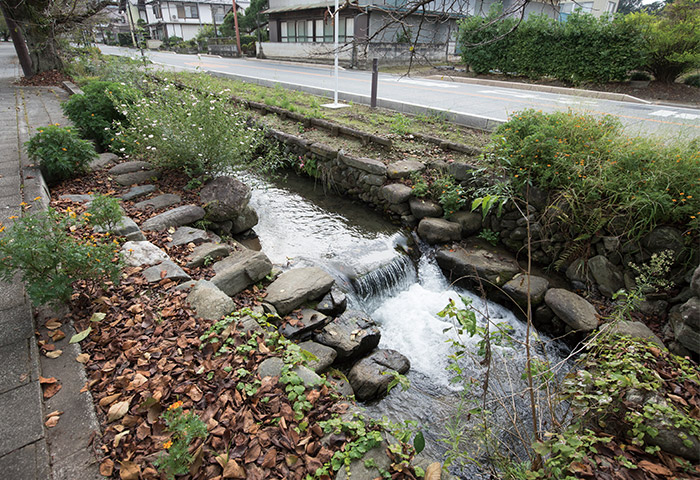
xmin=351 ymin=254 xmax=417 ymax=304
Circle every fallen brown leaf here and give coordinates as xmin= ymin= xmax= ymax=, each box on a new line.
xmin=99 ymin=458 xmax=114 ymax=477
xmin=76 ymin=353 xmax=90 ymax=364
xmin=107 ymin=401 xmax=130 ymax=423
xmin=222 ymin=459 xmax=246 ymax=478
xmin=119 ymin=460 xmax=140 ymax=480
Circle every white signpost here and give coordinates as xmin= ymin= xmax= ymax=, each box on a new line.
xmin=322 ymin=0 xmax=349 ymax=109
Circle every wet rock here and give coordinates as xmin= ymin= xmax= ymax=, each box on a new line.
xmin=140 ymin=205 xmax=205 ymax=231
xmin=347 ymin=349 xmax=410 ymax=401
xmin=544 ymin=288 xmax=598 ymax=332
xmin=502 ymin=274 xmax=550 ymax=308
xmin=167 ymin=226 xmax=209 ymax=247
xmin=231 ymin=205 xmax=259 ymax=234
xmin=265 ymin=267 xmax=335 ymax=316
xmin=134 ymin=193 xmax=181 ymax=211
xmin=380 ymin=183 xmax=412 ymax=204
xmin=187 ymin=280 xmax=234 ymax=320
xmin=211 ymin=248 xmax=272 ymax=296
xmin=588 ymin=255 xmax=624 ymax=298
xmin=257 ymin=357 xmax=321 ymax=388
xmin=450 ymin=210 xmax=482 ymax=237
xmin=89 ymin=152 xmax=118 ymax=171
xmin=142 ymin=260 xmax=190 ymax=283
xmin=108 ymin=161 xmax=154 ymax=175
xmin=121 ymin=185 xmax=156 ymax=201
xmin=314 ymin=309 xmax=380 ymax=362
xmin=298 ymin=340 xmax=337 ymax=373
xmin=600 ymin=320 xmax=664 ymax=347
xmin=185 ymin=242 xmax=230 ymax=268
xmin=199 ymin=176 xmax=251 ymax=222
xmin=386 ymin=160 xmax=425 ymax=179
xmin=436 ymin=246 xmax=520 ymax=287
xmin=279 ymin=309 xmax=329 ymax=340
xmin=409 ymin=198 xmax=443 ymax=219
xmin=417 ymin=218 xmax=461 ymax=244
xmin=672 ymin=297 xmax=700 ymax=355
xmin=120 ymin=241 xmax=169 ymax=267
xmin=316 ymin=288 xmax=347 ymax=317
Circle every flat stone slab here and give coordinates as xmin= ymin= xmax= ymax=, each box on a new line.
xmin=0 ymin=438 xmax=51 ymax=480
xmin=211 ymin=248 xmax=272 ymax=296
xmin=187 ymin=280 xmax=235 ymax=320
xmin=142 ymin=260 xmax=191 ymax=283
xmin=298 ymin=340 xmax=337 ymax=373
xmin=167 ymin=226 xmax=210 ymax=247
xmin=121 ymin=184 xmax=156 ymax=201
xmin=409 ymin=198 xmax=443 ymax=219
xmin=545 ymin=288 xmax=599 ymax=332
xmin=314 ymin=309 xmax=380 ymax=362
xmin=94 ymin=216 xmax=141 ymax=240
xmin=387 ymin=160 xmax=425 ymax=179
xmin=120 ymin=241 xmax=169 ymax=267
xmin=134 ymin=193 xmax=181 ymax=211
xmin=0 ymin=304 xmax=33 ymax=348
xmin=380 ymin=183 xmax=413 ymax=205
xmin=59 ymin=194 xmax=93 ymax=203
xmin=89 ymin=152 xmax=118 ymax=171
xmin=340 ymin=154 xmax=387 ymax=175
xmin=417 ymin=218 xmax=461 ymax=244
xmin=185 ymin=242 xmax=230 ymax=268
xmin=113 ymin=170 xmax=160 ymax=186
xmin=140 ymin=205 xmax=205 ymax=231
xmin=257 ymin=357 xmax=321 ymax=388
xmin=0 ymin=278 xmax=26 ymax=311
xmin=108 ymin=160 xmax=154 ymax=175
xmin=0 ymin=382 xmax=44 ymax=457
xmin=0 ymin=340 xmax=33 ymax=395
xmin=265 ymin=267 xmax=335 ymax=316
xmin=436 ymin=246 xmax=520 ymax=287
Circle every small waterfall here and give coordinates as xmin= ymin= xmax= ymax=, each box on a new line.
xmin=351 ymin=254 xmax=417 ymax=304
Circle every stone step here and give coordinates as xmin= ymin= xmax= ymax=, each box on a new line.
xmin=140 ymin=205 xmax=205 ymax=231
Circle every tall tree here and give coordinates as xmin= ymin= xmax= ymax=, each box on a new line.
xmin=0 ymin=0 xmax=116 ymax=76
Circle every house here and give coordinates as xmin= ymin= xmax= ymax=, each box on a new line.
xmin=260 ymin=0 xmax=559 ymax=67
xmin=133 ymin=0 xmax=238 ymax=41
xmin=558 ymin=0 xmax=618 ymax=20
xmin=94 ymin=5 xmax=132 ymax=44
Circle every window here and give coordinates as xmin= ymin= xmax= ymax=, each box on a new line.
xmin=296 ymin=20 xmax=306 ymax=42
xmin=345 ymin=17 xmax=354 ymax=41
xmin=323 ymin=19 xmax=333 ymax=43
xmin=315 ymin=19 xmax=323 ymax=42
xmin=306 ymin=20 xmax=314 ymax=42
xmin=607 ymin=1 xmax=617 ymax=12
xmin=176 ymin=3 xmax=199 ymax=18
xmin=213 ymin=6 xmax=226 ymax=23
xmin=280 ymin=21 xmax=289 ymax=42
xmin=579 ymin=2 xmax=593 ymax=13
xmin=153 ymin=4 xmax=162 ymax=19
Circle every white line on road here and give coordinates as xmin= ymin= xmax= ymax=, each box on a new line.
xmin=479 ymin=89 xmax=540 ymax=99
xmin=389 ymin=78 xmax=460 ymax=89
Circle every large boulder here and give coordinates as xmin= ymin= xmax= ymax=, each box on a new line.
xmin=544 ymin=288 xmax=599 ymax=332
xmin=199 ymin=176 xmax=251 ymax=222
xmin=386 ymin=160 xmax=425 ymax=179
xmin=436 ymin=246 xmax=520 ymax=287
xmin=409 ymin=198 xmax=443 ymax=219
xmin=120 ymin=241 xmax=169 ymax=267
xmin=450 ymin=211 xmax=482 ymax=237
xmin=314 ymin=309 xmax=380 ymax=362
xmin=588 ymin=255 xmax=624 ymax=298
xmin=502 ymin=274 xmax=550 ymax=308
xmin=140 ymin=205 xmax=205 ymax=231
xmin=210 ymin=248 xmax=272 ymax=296
xmin=600 ymin=320 xmax=664 ymax=347
xmin=185 ymin=242 xmax=230 ymax=268
xmin=380 ymin=184 xmax=412 ymax=205
xmin=417 ymin=218 xmax=461 ymax=244
xmin=279 ymin=309 xmax=329 ymax=340
xmin=672 ymin=297 xmax=700 ymax=355
xmin=265 ymin=267 xmax=335 ymax=316
xmin=187 ymin=280 xmax=235 ymax=320
xmin=231 ymin=205 xmax=259 ymax=234
xmin=347 ymin=349 xmax=410 ymax=401
xmin=167 ymin=226 xmax=209 ymax=247
xmin=641 ymin=226 xmax=685 ymax=260
xmin=257 ymin=357 xmax=321 ymax=388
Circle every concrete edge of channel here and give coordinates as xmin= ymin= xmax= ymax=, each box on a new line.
xmin=206 ymin=69 xmax=504 ymax=132
xmin=19 ymin=84 xmax=103 ymax=479
xmin=425 ymin=74 xmax=653 ymax=105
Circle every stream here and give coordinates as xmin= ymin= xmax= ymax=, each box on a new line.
xmin=243 ymin=172 xmax=570 ymax=478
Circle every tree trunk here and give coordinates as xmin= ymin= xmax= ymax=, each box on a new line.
xmin=0 ymin=3 xmax=32 ymax=76
xmin=2 ymin=0 xmax=62 ymax=75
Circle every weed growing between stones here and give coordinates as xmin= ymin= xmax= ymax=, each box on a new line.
xmin=86 ymin=194 xmax=123 ymax=230
xmin=25 ymin=125 xmax=97 ymax=184
xmin=154 ymin=401 xmax=208 ymax=480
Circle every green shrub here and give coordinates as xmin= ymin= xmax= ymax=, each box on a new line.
xmin=629 ymin=71 xmax=651 ymax=81
xmin=0 ymin=207 xmax=121 ymax=305
xmin=488 ymin=110 xmax=699 ymax=240
xmin=86 ymin=194 xmax=123 ymax=230
xmin=25 ymin=125 xmax=96 ymax=184
xmin=113 ymin=80 xmax=272 ymax=178
xmin=62 ymin=80 xmax=138 ymax=151
xmin=458 ymin=9 xmax=645 ymax=84
xmin=683 ymin=73 xmax=700 ymax=88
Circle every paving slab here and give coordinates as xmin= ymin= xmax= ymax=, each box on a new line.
xmin=0 ymin=381 xmax=45 ymax=457
xmin=0 ymin=339 xmax=33 ymax=395
xmin=0 ymin=439 xmax=51 ymax=480
xmin=0 ymin=278 xmax=26 ymax=310
xmin=0 ymin=304 xmax=33 ymax=348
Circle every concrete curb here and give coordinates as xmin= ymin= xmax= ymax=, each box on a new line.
xmin=425 ymin=74 xmax=652 ymax=105
xmin=206 ymin=69 xmax=503 ymax=132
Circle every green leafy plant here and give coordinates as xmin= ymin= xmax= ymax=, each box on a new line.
xmin=0 ymin=207 xmax=120 ymax=305
xmin=25 ymin=125 xmax=97 ymax=184
xmin=477 ymin=228 xmax=500 ymax=246
xmin=86 ymin=194 xmax=122 ymax=230
xmin=154 ymin=401 xmax=208 ymax=480
xmin=629 ymin=71 xmax=651 ymax=81
xmin=409 ymin=172 xmax=430 ymax=197
xmin=684 ymin=73 xmax=700 ymax=87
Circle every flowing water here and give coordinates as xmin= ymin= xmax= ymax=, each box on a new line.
xmin=244 ymin=172 xmax=570 ymax=477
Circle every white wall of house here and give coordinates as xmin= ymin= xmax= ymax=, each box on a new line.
xmin=138 ymin=1 xmax=232 ymax=41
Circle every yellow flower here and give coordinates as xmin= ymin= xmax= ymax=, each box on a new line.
xmin=163 ymin=440 xmax=173 ymax=449
xmin=34 ymin=196 xmax=41 ymax=201
xmin=61 ymin=148 xmax=67 ymax=151
xmin=8 ymin=215 xmax=18 ymax=220
xmin=168 ymin=401 xmax=183 ymax=411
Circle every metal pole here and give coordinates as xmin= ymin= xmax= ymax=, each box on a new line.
xmin=125 ymin=0 xmax=137 ymax=48
xmin=370 ymin=58 xmax=378 ymax=108
xmin=232 ymin=0 xmax=242 ymax=57
xmin=333 ymin=0 xmax=339 ymax=104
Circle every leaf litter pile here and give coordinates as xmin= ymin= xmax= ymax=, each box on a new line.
xmin=39 ymin=168 xmax=410 ymax=480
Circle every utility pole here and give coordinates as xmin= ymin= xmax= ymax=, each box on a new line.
xmin=212 ymin=5 xmax=218 ymax=38
xmin=231 ymin=0 xmax=241 ymax=56
xmin=124 ymin=0 xmax=138 ymax=47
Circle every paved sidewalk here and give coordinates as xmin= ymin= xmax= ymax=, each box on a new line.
xmin=0 ymin=44 xmax=100 ymax=480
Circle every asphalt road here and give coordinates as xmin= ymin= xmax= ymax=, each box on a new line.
xmin=99 ymin=44 xmax=700 ymax=138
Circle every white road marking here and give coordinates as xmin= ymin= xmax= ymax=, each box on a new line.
xmin=650 ymin=109 xmax=678 ymax=117
xmin=479 ymin=89 xmax=539 ymax=99
xmin=390 ymin=78 xmax=459 ymax=89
